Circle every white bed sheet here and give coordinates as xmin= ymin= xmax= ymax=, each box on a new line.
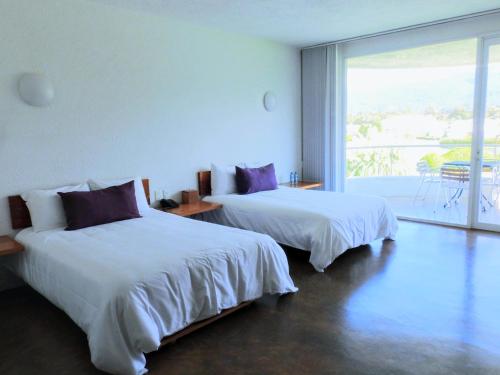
xmin=7 ymin=209 xmax=297 ymax=375
xmin=203 ymin=187 xmax=398 ymax=272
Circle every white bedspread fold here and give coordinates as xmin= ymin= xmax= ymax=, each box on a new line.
xmin=203 ymin=187 xmax=398 ymax=272
xmin=8 ymin=209 xmax=297 ymax=375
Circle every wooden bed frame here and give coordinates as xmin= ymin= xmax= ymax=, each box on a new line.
xmin=7 ymin=176 xmax=253 ymax=345
xmin=160 ymin=301 xmax=252 ymax=346
xmin=8 ymin=179 xmax=151 ymax=230
xmin=197 ymin=171 xmax=212 ymax=196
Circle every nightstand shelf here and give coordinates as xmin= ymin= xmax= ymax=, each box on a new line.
xmin=0 ymin=236 xmax=24 ymax=256
xmin=281 ymin=181 xmax=323 ymax=190
xmin=159 ymin=201 xmax=222 ymax=217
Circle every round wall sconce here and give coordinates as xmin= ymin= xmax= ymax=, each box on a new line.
xmin=263 ymin=91 xmax=277 ymax=112
xmin=18 ymin=73 xmax=55 ymax=107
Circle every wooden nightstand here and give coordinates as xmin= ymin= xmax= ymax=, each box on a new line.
xmin=281 ymin=181 xmax=323 ymax=190
xmin=0 ymin=236 xmax=24 ymax=256
xmin=159 ymin=201 xmax=222 ymax=217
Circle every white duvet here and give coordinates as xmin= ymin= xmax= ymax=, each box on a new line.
xmin=203 ymin=187 xmax=398 ymax=272
xmin=7 ymin=209 xmax=297 ymax=375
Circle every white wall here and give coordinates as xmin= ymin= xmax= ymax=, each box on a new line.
xmin=0 ymin=0 xmax=301 ymax=289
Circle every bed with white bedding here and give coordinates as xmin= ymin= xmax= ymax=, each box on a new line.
xmin=7 ymin=209 xmax=297 ymax=375
xmin=202 ymin=187 xmax=398 ymax=272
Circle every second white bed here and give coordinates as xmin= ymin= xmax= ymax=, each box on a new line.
xmin=202 ymin=187 xmax=398 ymax=272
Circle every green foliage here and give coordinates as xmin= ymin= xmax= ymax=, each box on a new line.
xmin=439 ymin=136 xmax=472 ymax=145
xmin=419 ymin=148 xmax=470 ymax=170
xmin=487 ymin=107 xmax=500 ymax=119
xmin=349 ymin=113 xmax=387 ymax=127
xmin=424 ymin=107 xmax=474 ymax=122
xmin=347 ymin=149 xmax=400 ymax=177
xmin=420 ymin=153 xmax=444 ymax=170
xmin=442 ymin=147 xmax=471 ymax=162
xmin=437 ymin=105 xmax=500 ymax=123
xmin=440 ymin=137 xmax=500 ymax=145
xmin=420 ymin=147 xmax=500 ymax=169
xmin=347 ymin=105 xmax=500 ymax=177
xmin=348 ymin=113 xmax=386 ymax=140
xmin=447 ymin=107 xmax=473 ymax=121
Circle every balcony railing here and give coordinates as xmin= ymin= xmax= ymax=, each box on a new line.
xmin=346 ymin=143 xmax=500 ymax=178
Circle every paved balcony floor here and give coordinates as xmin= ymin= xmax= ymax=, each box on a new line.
xmin=348 ymin=177 xmax=500 ymax=227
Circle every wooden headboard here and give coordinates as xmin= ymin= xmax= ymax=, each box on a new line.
xmin=8 ymin=178 xmax=151 ymax=230
xmin=197 ymin=171 xmax=211 ymax=196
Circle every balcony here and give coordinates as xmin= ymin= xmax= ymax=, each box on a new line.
xmin=346 ymin=144 xmax=500 ymax=225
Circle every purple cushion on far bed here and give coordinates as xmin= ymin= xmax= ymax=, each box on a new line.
xmin=235 ymin=163 xmax=278 ymax=194
xmin=58 ymin=180 xmax=141 ymax=230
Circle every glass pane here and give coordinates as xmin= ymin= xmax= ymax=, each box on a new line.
xmin=346 ymin=39 xmax=477 ymax=225
xmin=478 ymin=43 xmax=500 ymax=226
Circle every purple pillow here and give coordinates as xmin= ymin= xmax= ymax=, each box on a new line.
xmin=58 ymin=181 xmax=141 ymax=230
xmin=235 ymin=163 xmax=278 ymax=194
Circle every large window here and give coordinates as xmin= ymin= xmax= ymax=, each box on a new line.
xmin=345 ymin=39 xmax=480 ymax=225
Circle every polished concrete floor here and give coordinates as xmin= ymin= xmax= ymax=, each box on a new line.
xmin=1 ymin=221 xmax=500 ymax=375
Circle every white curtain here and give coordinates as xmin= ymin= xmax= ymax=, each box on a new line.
xmin=301 ymin=45 xmax=341 ymax=191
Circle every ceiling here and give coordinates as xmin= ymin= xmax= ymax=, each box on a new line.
xmin=94 ymin=0 xmax=500 ymax=47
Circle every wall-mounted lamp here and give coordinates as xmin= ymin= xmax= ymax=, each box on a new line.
xmin=263 ymin=91 xmax=277 ymax=112
xmin=18 ymin=73 xmax=54 ymax=107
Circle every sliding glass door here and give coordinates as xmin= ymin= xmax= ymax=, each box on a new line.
xmin=473 ymin=38 xmax=500 ymax=231
xmin=345 ymin=39 xmax=477 ymax=226
xmin=343 ymin=35 xmax=500 ymax=230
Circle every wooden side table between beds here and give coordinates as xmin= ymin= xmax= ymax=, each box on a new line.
xmin=280 ymin=181 xmax=323 ymax=190
xmin=0 ymin=235 xmax=24 ymax=257
xmin=158 ymin=201 xmax=222 ymax=217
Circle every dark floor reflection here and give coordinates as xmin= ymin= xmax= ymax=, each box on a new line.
xmin=1 ymin=221 xmax=500 ymax=375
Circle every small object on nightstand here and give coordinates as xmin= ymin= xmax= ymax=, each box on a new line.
xmin=182 ymin=190 xmax=200 ymax=204
xmin=160 ymin=199 xmax=179 ymax=209
xmin=159 ymin=201 xmax=222 ymax=217
xmin=0 ymin=235 xmax=24 ymax=256
xmin=281 ymin=181 xmax=323 ymax=190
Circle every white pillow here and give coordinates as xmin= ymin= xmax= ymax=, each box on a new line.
xmin=21 ymin=183 xmax=90 ymax=232
xmin=210 ymin=163 xmax=244 ymax=196
xmin=88 ymin=177 xmax=150 ymax=214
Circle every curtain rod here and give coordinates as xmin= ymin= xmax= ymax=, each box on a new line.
xmin=302 ymin=8 xmax=500 ymax=50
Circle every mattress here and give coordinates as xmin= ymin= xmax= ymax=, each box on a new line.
xmin=203 ymin=187 xmax=398 ymax=272
xmin=7 ymin=209 xmax=297 ymax=375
